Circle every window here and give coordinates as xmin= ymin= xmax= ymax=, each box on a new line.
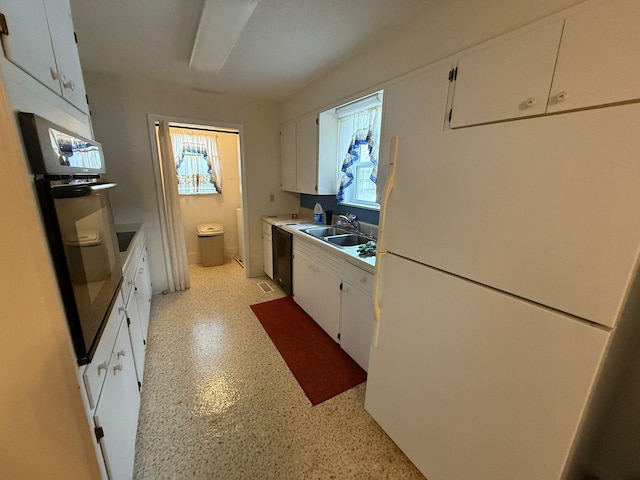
xmin=335 ymin=93 xmax=383 ymax=210
xmin=168 ymin=127 xmax=223 ymax=195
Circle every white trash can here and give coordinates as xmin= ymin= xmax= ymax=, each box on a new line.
xmin=197 ymin=222 xmax=224 ymax=266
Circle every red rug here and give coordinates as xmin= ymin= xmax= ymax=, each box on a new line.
xmin=250 ymin=296 xmax=366 ymax=406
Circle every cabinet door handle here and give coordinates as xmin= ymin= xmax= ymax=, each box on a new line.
xmin=50 ymin=67 xmax=60 ymax=80
xmin=116 ymin=349 xmax=126 ymax=359
xmin=61 ymin=75 xmax=76 ymax=91
xmin=97 ymin=361 xmax=109 ymax=375
xmin=112 ymin=363 xmax=123 ymax=374
xmin=359 ymin=277 xmax=367 ymax=284
xmin=525 ymin=97 xmax=536 ymax=107
xmin=556 ymin=91 xmax=569 ymax=102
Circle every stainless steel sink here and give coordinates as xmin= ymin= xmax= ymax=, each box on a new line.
xmin=303 ymin=226 xmax=351 ymax=238
xmin=325 ymin=234 xmax=373 ymax=247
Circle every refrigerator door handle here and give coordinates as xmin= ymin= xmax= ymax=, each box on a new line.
xmin=373 ymin=136 xmax=399 ymax=328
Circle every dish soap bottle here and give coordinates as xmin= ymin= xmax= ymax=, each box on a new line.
xmin=314 ymin=203 xmax=324 ymax=224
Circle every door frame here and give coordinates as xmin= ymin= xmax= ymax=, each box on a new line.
xmin=146 ymin=114 xmax=251 ymax=281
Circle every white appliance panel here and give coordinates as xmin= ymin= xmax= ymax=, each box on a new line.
xmin=381 ymin=104 xmax=640 ymax=327
xmin=366 ymin=253 xmax=609 ymax=480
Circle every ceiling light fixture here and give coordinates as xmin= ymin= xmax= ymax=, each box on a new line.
xmin=189 ymin=0 xmax=260 ymax=74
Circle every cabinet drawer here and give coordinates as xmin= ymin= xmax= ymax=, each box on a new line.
xmin=343 ymin=262 xmax=374 ymax=295
xmin=262 ymin=221 xmax=272 ymax=236
xmin=82 ymin=292 xmax=125 ymax=410
xmin=293 ymin=236 xmax=315 ymax=258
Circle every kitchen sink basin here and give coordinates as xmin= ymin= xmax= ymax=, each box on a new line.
xmin=325 ymin=234 xmax=373 ymax=247
xmin=303 ymin=226 xmax=351 ymax=238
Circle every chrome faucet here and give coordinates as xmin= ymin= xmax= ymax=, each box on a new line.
xmin=338 ymin=213 xmax=360 ymax=232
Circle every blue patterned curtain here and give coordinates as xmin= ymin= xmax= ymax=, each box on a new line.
xmin=336 ymin=107 xmax=381 ymax=203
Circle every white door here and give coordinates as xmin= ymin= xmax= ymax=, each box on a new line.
xmin=548 ymin=0 xmax=640 ymax=113
xmin=296 ymin=113 xmax=318 ymax=194
xmin=312 ymin=260 xmax=341 ymax=341
xmin=0 ymin=0 xmax=61 ymax=94
xmin=450 ymin=21 xmax=563 ymax=127
xmin=94 ymin=319 xmax=140 ymax=480
xmin=125 ymin=288 xmax=146 ymax=384
xmin=43 ymin=0 xmax=88 ymax=111
xmin=340 ymin=282 xmax=373 ymax=371
xmin=292 ymin=248 xmax=314 ymax=316
xmin=280 ymin=123 xmax=297 ymax=191
xmin=366 ymin=253 xmax=608 ymax=480
xmin=376 ymin=63 xmax=452 ymax=204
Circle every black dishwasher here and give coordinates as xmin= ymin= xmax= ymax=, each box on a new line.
xmin=272 ymin=226 xmax=292 ymax=296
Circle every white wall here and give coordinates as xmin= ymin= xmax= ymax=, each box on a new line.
xmin=281 ymin=0 xmax=586 ymax=123
xmin=0 ymin=71 xmax=101 ymax=479
xmin=179 ymin=131 xmax=242 ymax=264
xmin=83 ymin=72 xmax=299 ymax=291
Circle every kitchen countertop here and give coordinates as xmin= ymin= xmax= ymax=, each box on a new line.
xmin=116 ymin=223 xmax=144 ymax=273
xmin=261 ymin=215 xmax=376 ymax=274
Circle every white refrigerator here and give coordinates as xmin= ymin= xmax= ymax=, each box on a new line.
xmin=365 ymin=65 xmax=640 ymax=480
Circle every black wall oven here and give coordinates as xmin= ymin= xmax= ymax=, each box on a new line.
xmin=19 ymin=112 xmax=123 ymax=365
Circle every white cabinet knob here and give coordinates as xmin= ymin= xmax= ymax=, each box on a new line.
xmin=61 ymin=75 xmax=76 ymax=91
xmin=112 ymin=363 xmax=123 ymax=374
xmin=116 ymin=349 xmax=126 ymax=359
xmin=50 ymin=67 xmax=59 ymax=80
xmin=359 ymin=277 xmax=367 ymax=284
xmin=128 ymin=280 xmax=135 ymax=286
xmin=97 ymin=361 xmax=109 ymax=375
xmin=525 ymin=97 xmax=536 ymax=107
xmin=556 ymin=91 xmax=569 ymax=102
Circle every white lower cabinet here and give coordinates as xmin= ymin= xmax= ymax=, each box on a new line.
xmin=93 ymin=317 xmax=140 ymax=480
xmin=293 ymin=236 xmax=342 ymax=341
xmin=340 ymin=263 xmax=375 ymax=371
xmin=293 ymin=235 xmax=374 ymax=368
xmin=121 ymin=230 xmax=152 ymax=385
xmin=262 ymin=221 xmax=273 ymax=279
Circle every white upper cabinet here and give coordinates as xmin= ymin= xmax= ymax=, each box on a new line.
xmin=281 ymin=112 xmax=338 ymax=195
xmin=0 ymin=0 xmax=88 ymax=112
xmin=296 ymin=113 xmax=319 ymax=194
xmin=280 ymin=122 xmax=297 ymax=191
xmin=547 ymin=0 xmax=640 ymax=113
xmin=449 ymin=21 xmax=564 ymax=128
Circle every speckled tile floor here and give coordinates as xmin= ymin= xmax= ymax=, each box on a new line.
xmin=134 ymin=261 xmax=425 ymax=479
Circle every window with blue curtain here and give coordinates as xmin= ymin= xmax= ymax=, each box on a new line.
xmin=336 ymin=95 xmax=382 ymax=210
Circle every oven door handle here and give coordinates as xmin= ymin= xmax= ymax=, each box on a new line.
xmin=51 ymin=182 xmax=117 ymax=198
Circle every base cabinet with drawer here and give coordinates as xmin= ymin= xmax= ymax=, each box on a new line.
xmin=79 ymin=292 xmax=140 ymax=480
xmin=121 ymin=229 xmax=152 ymax=384
xmin=79 ymin=226 xmax=152 ymax=479
xmin=292 ymin=235 xmax=375 ymax=370
xmin=93 ymin=315 xmax=140 ymax=480
xmin=293 ymin=236 xmax=342 ymax=341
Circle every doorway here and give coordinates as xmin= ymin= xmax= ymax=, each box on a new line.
xmin=147 ymin=115 xmax=251 ymax=284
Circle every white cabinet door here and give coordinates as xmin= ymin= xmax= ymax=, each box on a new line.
xmin=124 ymin=288 xmax=146 ymax=384
xmin=43 ymin=0 xmax=87 ymax=111
xmin=296 ymin=113 xmax=318 ymax=194
xmin=0 ymin=0 xmax=61 ymax=94
xmin=340 ymin=282 xmax=374 ymax=371
xmin=94 ymin=319 xmax=140 ymax=480
xmin=366 ymin=253 xmax=609 ymax=480
xmin=262 ymin=225 xmax=273 ymax=279
xmin=292 ymin=247 xmax=315 ymax=317
xmin=313 ymin=259 xmax=342 ymax=341
xmin=377 ymin=63 xmax=452 ymax=203
xmin=134 ymin=251 xmax=152 ymax=339
xmin=450 ymin=21 xmax=563 ymax=128
xmin=547 ymin=0 xmax=640 ymax=113
xmin=280 ymin=122 xmax=297 ymax=192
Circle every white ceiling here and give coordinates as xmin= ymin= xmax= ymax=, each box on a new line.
xmin=69 ymin=0 xmax=434 ymax=101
